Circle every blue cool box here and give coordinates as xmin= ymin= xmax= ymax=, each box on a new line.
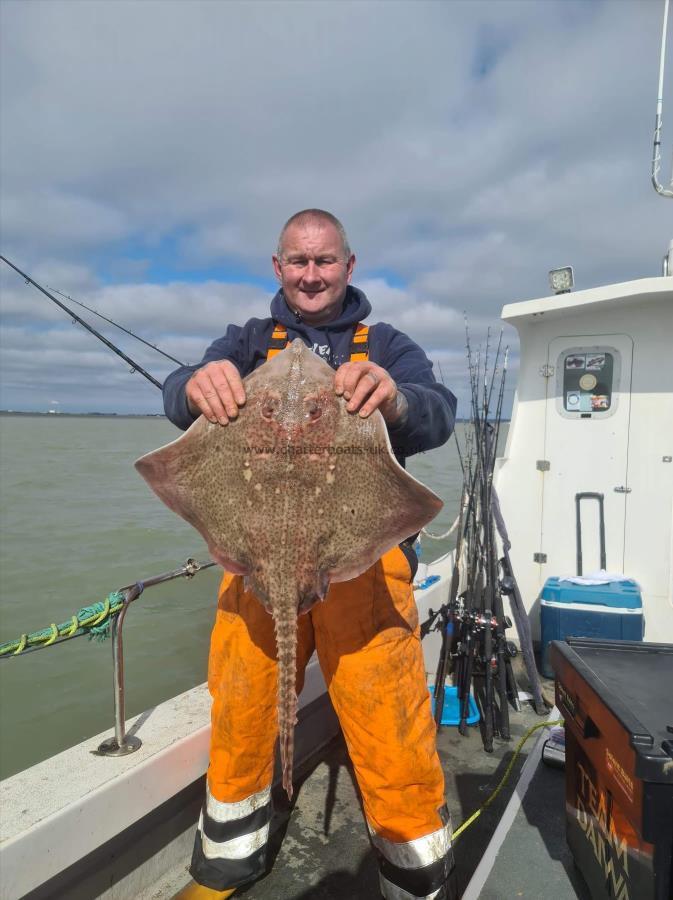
xmin=540 ymin=577 xmax=644 ymax=677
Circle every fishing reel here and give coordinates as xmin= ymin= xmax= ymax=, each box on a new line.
xmin=499 ymin=573 xmax=516 ymax=597
xmin=452 ymin=601 xmax=512 ymax=635
xmin=420 ymin=598 xmax=462 ymax=640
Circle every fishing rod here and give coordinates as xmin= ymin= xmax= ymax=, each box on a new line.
xmin=48 ymin=286 xmax=185 ymax=367
xmin=474 ymin=333 xmax=497 ymax=748
xmin=480 ymin=333 xmax=517 ymax=741
xmin=0 ymin=255 xmax=164 ymax=390
xmin=431 ymin=487 xmax=467 ymax=728
xmin=423 ymin=322 xmax=521 ymax=752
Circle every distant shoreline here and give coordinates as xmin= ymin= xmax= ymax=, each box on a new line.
xmin=0 ymin=411 xmax=165 ymax=419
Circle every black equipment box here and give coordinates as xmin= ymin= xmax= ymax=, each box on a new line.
xmin=551 ymin=638 xmax=673 ymax=900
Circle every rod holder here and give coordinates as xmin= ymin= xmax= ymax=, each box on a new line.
xmin=98 ymin=585 xmax=142 ymax=757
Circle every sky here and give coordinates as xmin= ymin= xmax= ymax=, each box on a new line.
xmin=0 ymin=0 xmax=671 ymax=417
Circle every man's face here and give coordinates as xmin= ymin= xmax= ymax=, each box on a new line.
xmin=272 ymin=220 xmax=355 ymax=325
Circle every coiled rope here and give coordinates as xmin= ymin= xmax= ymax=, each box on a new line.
xmin=0 ymin=591 xmax=126 ymax=657
xmin=0 ymin=559 xmax=214 ymax=660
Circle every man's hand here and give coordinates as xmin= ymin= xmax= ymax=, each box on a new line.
xmin=334 ymin=361 xmax=408 ymax=425
xmin=186 ymin=360 xmax=246 ymax=425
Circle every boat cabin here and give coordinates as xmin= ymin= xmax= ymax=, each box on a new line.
xmin=495 ymin=275 xmax=673 ymax=642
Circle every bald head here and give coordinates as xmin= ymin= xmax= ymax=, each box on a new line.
xmin=272 ymin=209 xmax=356 ymax=325
xmin=277 ymin=209 xmax=351 ymax=259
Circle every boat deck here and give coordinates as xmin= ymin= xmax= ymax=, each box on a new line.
xmin=162 ymin=674 xmax=590 ymax=899
xmin=466 ymin=744 xmax=590 ymax=900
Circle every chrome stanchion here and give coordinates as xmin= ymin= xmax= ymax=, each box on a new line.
xmin=95 ymin=559 xmax=215 ymax=758
xmin=98 ymin=584 xmax=143 ymax=756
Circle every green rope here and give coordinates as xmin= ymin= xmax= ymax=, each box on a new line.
xmin=0 ymin=591 xmax=126 ymax=657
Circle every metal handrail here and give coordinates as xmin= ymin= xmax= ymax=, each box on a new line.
xmin=95 ymin=557 xmax=216 ymax=757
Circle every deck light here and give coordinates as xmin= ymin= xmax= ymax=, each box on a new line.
xmin=549 ymin=266 xmax=574 ymax=294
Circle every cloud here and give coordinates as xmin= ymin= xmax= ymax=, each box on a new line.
xmin=2 ymin=189 xmax=129 ymax=253
xmin=0 ymin=271 xmax=516 ymax=416
xmin=0 ymin=0 xmax=671 ymax=414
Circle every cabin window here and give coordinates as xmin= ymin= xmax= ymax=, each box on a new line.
xmin=562 ymin=351 xmax=615 ymax=413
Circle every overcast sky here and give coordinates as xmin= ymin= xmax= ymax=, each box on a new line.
xmin=0 ymin=0 xmax=671 ymax=416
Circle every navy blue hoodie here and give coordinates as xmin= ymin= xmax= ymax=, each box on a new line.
xmin=163 ymin=286 xmax=456 ymax=463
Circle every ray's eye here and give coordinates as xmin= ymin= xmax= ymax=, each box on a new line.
xmin=304 ymin=401 xmax=322 ymax=422
xmin=262 ymin=400 xmax=277 ymax=420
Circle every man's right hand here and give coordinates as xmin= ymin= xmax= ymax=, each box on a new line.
xmin=185 ymin=360 xmax=246 ymax=425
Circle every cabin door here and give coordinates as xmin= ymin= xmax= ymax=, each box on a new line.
xmin=541 ymin=334 xmax=633 ymax=576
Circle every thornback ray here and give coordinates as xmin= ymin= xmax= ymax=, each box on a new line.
xmin=135 ymin=339 xmax=442 ymax=798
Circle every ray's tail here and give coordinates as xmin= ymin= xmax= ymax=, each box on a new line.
xmin=273 ymin=599 xmax=298 ymax=800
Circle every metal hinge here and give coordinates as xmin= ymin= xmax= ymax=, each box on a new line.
xmin=539 ymin=364 xmax=555 ymax=377
xmin=533 ymin=552 xmax=548 ymax=563
xmin=536 ymin=460 xmax=550 ymax=471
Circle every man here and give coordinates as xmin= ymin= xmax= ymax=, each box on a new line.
xmin=165 ymin=210 xmax=457 ymax=900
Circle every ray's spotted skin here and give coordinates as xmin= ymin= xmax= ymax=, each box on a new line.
xmin=135 ymin=340 xmax=442 ymax=797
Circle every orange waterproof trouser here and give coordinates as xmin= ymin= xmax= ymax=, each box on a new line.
xmin=190 ymin=547 xmax=454 ymax=898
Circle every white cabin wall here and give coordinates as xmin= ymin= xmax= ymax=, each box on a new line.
xmin=495 ymin=282 xmax=673 ymax=644
xmin=620 ymin=295 xmax=673 ymax=638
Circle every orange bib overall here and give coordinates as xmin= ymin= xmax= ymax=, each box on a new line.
xmin=190 ymin=327 xmax=454 ymax=899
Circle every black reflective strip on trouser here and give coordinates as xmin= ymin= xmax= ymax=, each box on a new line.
xmin=373 ymin=804 xmax=455 ymax=899
xmin=189 ymin=799 xmax=272 ymax=890
xmin=378 ymin=854 xmax=453 ymax=899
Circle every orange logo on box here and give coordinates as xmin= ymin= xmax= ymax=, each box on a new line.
xmin=606 ymin=748 xmax=634 ymax=802
xmin=558 ymin=682 xmax=576 ymax=718
xmin=576 ymin=760 xmax=633 ymax=898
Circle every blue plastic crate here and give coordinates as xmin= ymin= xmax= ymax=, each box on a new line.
xmin=539 ymin=578 xmax=644 ymax=678
xmin=428 ymin=685 xmax=480 ymax=726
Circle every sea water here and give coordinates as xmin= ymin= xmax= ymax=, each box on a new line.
xmin=0 ymin=414 xmax=478 ymax=778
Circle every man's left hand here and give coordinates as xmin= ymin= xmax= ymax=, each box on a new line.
xmin=334 ymin=361 xmax=408 ymax=425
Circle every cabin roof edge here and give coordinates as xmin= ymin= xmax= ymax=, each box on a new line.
xmin=501 ymin=276 xmax=673 ymax=323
